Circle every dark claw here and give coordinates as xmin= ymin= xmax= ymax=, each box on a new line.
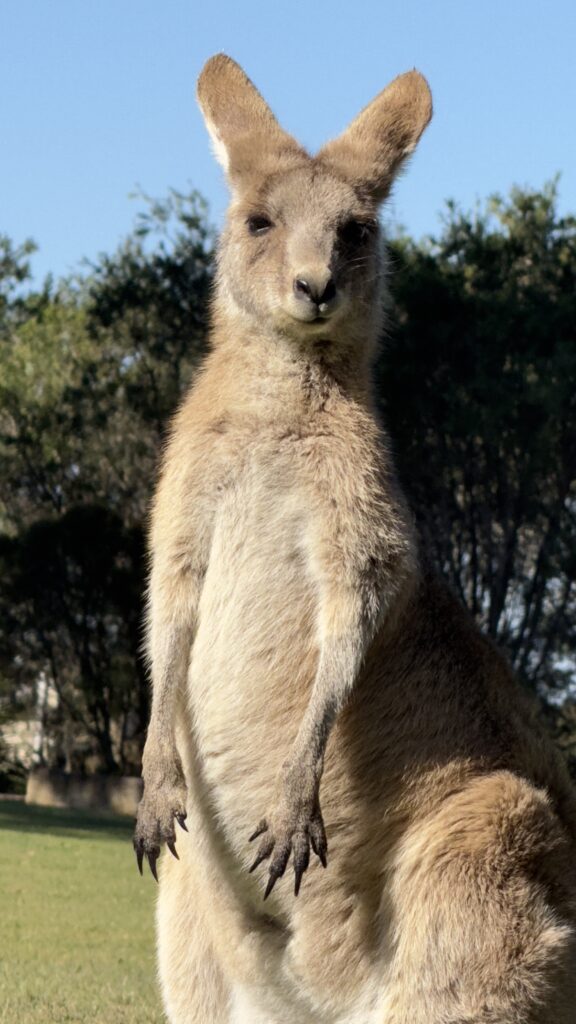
xmin=134 ymin=841 xmax=144 ymax=876
xmin=175 ymin=813 xmax=188 ymax=833
xmin=249 ymin=819 xmax=268 ymax=843
xmin=310 ymin=827 xmax=328 ymax=867
xmin=293 ymin=836 xmax=310 ymax=896
xmin=318 ymin=847 xmax=328 ymax=868
xmin=294 ymin=864 xmax=305 ymax=896
xmin=167 ymin=840 xmax=179 ymax=860
xmin=249 ymin=834 xmax=274 ymax=873
xmin=148 ymin=850 xmax=159 ymax=882
xmin=249 ymin=848 xmax=271 ymax=873
xmin=263 ymin=871 xmax=280 ymax=901
xmin=269 ymin=842 xmax=292 ymax=882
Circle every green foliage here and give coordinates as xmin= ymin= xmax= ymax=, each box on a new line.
xmin=86 ymin=187 xmax=213 ymax=433
xmin=0 ymin=234 xmax=40 ymax=330
xmin=381 ymin=180 xmax=576 ymax=699
xmin=0 ymin=191 xmax=214 ymax=773
xmin=0 ymin=510 xmax=145 ymax=773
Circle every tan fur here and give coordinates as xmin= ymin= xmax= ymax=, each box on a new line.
xmin=134 ymin=54 xmax=576 ymax=1023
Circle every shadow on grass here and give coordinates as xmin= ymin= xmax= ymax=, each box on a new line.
xmin=0 ymin=800 xmax=134 ymax=841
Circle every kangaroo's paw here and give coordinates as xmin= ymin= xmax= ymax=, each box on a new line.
xmin=133 ymin=768 xmax=188 ymax=881
xmin=248 ymin=764 xmax=327 ymax=899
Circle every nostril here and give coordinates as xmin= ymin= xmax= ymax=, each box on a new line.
xmin=294 ymin=277 xmax=336 ymax=306
xmin=294 ymin=278 xmax=313 ymax=301
xmin=319 ymin=278 xmax=336 ymax=305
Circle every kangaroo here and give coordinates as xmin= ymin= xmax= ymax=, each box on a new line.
xmin=133 ymin=54 xmax=576 ymax=1024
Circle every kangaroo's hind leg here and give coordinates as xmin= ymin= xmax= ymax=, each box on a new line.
xmin=382 ymin=772 xmax=576 ymax=1024
xmin=157 ymin=850 xmax=230 ymax=1024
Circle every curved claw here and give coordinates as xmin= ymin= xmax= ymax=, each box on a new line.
xmin=147 ymin=849 xmax=159 ymax=882
xmin=294 ymin=864 xmax=305 ymax=897
xmin=167 ymin=840 xmax=179 ymax=861
xmin=249 ymin=819 xmax=268 ymax=843
xmin=249 ymin=850 xmax=269 ymax=873
xmin=176 ymin=812 xmax=188 ymax=833
xmin=313 ymin=844 xmax=328 ymax=869
xmin=263 ymin=871 xmax=280 ymax=901
xmin=293 ymin=834 xmax=310 ymax=896
xmin=262 ymin=840 xmax=292 ymax=900
xmin=134 ymin=841 xmax=144 ymax=876
xmin=249 ymin=834 xmax=274 ymax=873
xmin=310 ymin=823 xmax=328 ymax=868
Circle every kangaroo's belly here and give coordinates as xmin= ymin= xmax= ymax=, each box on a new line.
xmin=187 ymin=467 xmax=319 ymax=837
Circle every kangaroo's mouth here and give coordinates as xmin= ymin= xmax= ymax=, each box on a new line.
xmin=288 ymin=311 xmax=335 ymax=327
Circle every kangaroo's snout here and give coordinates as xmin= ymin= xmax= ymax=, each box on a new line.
xmin=289 ymin=265 xmax=340 ymax=324
xmin=293 ymin=273 xmax=337 ymax=315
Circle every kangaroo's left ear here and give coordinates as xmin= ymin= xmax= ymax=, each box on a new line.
xmin=317 ymin=71 xmax=432 ymax=202
xmin=197 ymin=54 xmax=307 ymax=190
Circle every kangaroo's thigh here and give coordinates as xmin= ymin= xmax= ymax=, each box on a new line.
xmin=385 ymin=772 xmax=576 ymax=1024
xmin=157 ymin=855 xmax=230 ymax=1024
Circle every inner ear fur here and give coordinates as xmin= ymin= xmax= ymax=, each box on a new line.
xmin=197 ymin=54 xmax=307 ymax=187
xmin=317 ymin=71 xmax=432 ymax=201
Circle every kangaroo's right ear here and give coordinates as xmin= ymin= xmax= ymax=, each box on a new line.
xmin=317 ymin=70 xmax=432 ymax=202
xmin=197 ymin=54 xmax=307 ymax=189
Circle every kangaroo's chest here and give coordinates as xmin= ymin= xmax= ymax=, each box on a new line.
xmin=187 ymin=445 xmax=319 ymax=818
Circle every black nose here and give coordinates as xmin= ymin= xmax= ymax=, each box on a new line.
xmin=293 ymin=277 xmax=337 ymax=307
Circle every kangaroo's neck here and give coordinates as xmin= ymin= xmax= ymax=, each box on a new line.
xmin=209 ymin=300 xmax=380 ymax=416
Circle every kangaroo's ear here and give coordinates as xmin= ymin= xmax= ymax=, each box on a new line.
xmin=317 ymin=71 xmax=432 ymax=202
xmin=197 ymin=54 xmax=307 ymax=188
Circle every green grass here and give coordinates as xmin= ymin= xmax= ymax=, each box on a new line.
xmin=0 ymin=801 xmax=164 ymax=1024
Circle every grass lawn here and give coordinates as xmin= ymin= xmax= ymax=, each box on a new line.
xmin=0 ymin=800 xmax=164 ymax=1024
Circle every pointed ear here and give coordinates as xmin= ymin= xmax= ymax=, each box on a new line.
xmin=196 ymin=54 xmax=307 ymax=188
xmin=317 ymin=71 xmax=432 ymax=201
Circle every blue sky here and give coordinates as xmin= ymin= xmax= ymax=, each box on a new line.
xmin=2 ymin=0 xmax=575 ymax=283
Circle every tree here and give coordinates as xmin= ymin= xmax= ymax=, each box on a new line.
xmin=0 ymin=191 xmax=214 ymax=774
xmin=0 ymin=508 xmax=147 ymax=772
xmin=380 ymin=180 xmax=576 ymax=701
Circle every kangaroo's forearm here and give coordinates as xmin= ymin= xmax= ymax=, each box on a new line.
xmin=134 ymin=453 xmax=218 ymax=877
xmin=135 ymin=580 xmax=197 ymax=877
xmin=248 ymin=593 xmax=380 ymax=894
xmin=289 ymin=623 xmax=369 ymax=771
xmin=287 ymin=543 xmax=417 ymax=781
xmin=144 ymin=620 xmax=194 ymax=769
xmin=142 ymin=551 xmax=204 ymax=774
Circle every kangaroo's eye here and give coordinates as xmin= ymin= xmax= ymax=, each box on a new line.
xmin=247 ymin=215 xmax=273 ymax=236
xmin=339 ymin=219 xmax=376 ymax=249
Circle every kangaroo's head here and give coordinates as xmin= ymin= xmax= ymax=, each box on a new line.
xmin=197 ymin=55 xmax=431 ymax=355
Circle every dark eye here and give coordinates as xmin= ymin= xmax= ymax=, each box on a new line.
xmin=339 ymin=219 xmax=375 ymax=249
xmin=247 ymin=215 xmax=273 ymax=236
